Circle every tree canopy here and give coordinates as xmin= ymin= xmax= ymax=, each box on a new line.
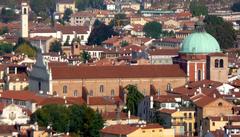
xmin=0 ymin=27 xmax=9 ymax=35
xmin=30 ymin=0 xmax=56 ymax=19
xmin=231 ymin=2 xmax=240 ymax=12
xmin=125 ymin=85 xmax=144 ymax=116
xmin=143 ymin=21 xmax=163 ymax=39
xmin=49 ymin=41 xmax=62 ymax=53
xmin=31 ymin=104 xmax=104 ymax=136
xmin=204 ymin=15 xmax=236 ymax=49
xmin=80 ymin=50 xmax=91 ymax=63
xmin=63 ymin=8 xmax=73 ymax=22
xmin=88 ymin=20 xmax=118 ymax=45
xmin=76 ymin=0 xmax=105 ymax=11
xmin=0 ymin=8 xmax=18 ymax=23
xmin=112 ymin=13 xmax=130 ymax=27
xmin=189 ymin=1 xmax=208 ymax=16
xmin=0 ymin=42 xmax=13 ymax=55
xmin=15 ymin=43 xmax=37 ymax=57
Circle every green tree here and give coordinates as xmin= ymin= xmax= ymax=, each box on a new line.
xmin=31 ymin=104 xmax=104 ymax=136
xmin=0 ymin=8 xmax=18 ymax=23
xmin=31 ymin=104 xmax=70 ymax=133
xmin=232 ymin=2 xmax=240 ymax=12
xmin=76 ymin=0 xmax=105 ymax=11
xmin=0 ymin=42 xmax=13 ymax=55
xmin=189 ymin=1 xmax=208 ymax=16
xmin=125 ymin=85 xmax=144 ymax=116
xmin=120 ymin=40 xmax=129 ymax=47
xmin=63 ymin=8 xmax=73 ymax=22
xmin=15 ymin=43 xmax=37 ymax=57
xmin=68 ymin=105 xmax=104 ymax=137
xmin=49 ymin=41 xmax=62 ymax=53
xmin=204 ymin=15 xmax=236 ymax=49
xmin=0 ymin=26 xmax=9 ymax=35
xmin=112 ymin=13 xmax=130 ymax=27
xmin=80 ymin=50 xmax=91 ymax=63
xmin=88 ymin=20 xmax=118 ymax=45
xmin=143 ymin=21 xmax=163 ymax=39
xmin=30 ymin=0 xmax=56 ymax=19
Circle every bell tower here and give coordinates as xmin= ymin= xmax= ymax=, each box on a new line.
xmin=21 ymin=1 xmax=29 ymax=38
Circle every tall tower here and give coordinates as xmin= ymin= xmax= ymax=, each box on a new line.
xmin=21 ymin=1 xmax=29 ymax=38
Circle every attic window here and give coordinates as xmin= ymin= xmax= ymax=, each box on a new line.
xmin=218 ymin=102 xmax=223 ymax=107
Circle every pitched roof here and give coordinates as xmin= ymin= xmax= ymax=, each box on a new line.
xmin=101 ymin=124 xmax=139 ymax=135
xmin=51 ymin=65 xmax=186 ymax=79
xmin=0 ymin=91 xmax=44 ymax=103
xmin=159 ymin=109 xmax=177 ymax=114
xmin=148 ymin=48 xmax=179 ymax=56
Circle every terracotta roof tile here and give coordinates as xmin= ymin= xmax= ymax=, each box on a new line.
xmin=101 ymin=124 xmax=138 ymax=135
xmin=159 ymin=109 xmax=177 ymax=114
xmin=102 ymin=112 xmax=139 ymax=120
xmin=51 ymin=65 xmax=186 ymax=79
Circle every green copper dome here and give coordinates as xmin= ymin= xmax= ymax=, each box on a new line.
xmin=180 ymin=23 xmax=221 ymax=54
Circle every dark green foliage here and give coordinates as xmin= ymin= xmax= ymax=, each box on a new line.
xmin=30 ymin=0 xmax=56 ymax=19
xmin=232 ymin=2 xmax=240 ymax=12
xmin=63 ymin=8 xmax=73 ymax=22
xmin=143 ymin=21 xmax=163 ymax=39
xmin=204 ymin=15 xmax=236 ymax=49
xmin=14 ymin=37 xmax=37 ymax=57
xmin=81 ymin=50 xmax=91 ymax=63
xmin=88 ymin=20 xmax=118 ymax=45
xmin=31 ymin=104 xmax=70 ymax=133
xmin=0 ymin=42 xmax=13 ymax=55
xmin=49 ymin=41 xmax=62 ymax=53
xmin=189 ymin=1 xmax=208 ymax=16
xmin=76 ymin=0 xmax=105 ymax=11
xmin=120 ymin=40 xmax=129 ymax=47
xmin=31 ymin=104 xmax=104 ymax=136
xmin=0 ymin=26 xmax=9 ymax=35
xmin=125 ymin=85 xmax=144 ymax=116
xmin=0 ymin=8 xmax=18 ymax=23
xmin=112 ymin=13 xmax=130 ymax=27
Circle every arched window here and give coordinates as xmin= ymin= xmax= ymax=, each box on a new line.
xmin=218 ymin=102 xmax=223 ymax=107
xmin=73 ymin=90 xmax=78 ymax=97
xmin=63 ymin=85 xmax=67 ymax=94
xmin=215 ymin=59 xmax=219 ymax=68
xmin=100 ymin=85 xmax=104 ymax=93
xmin=198 ymin=70 xmax=201 ymax=81
xmin=111 ymin=89 xmax=115 ymax=96
xmin=220 ymin=59 xmax=224 ymax=68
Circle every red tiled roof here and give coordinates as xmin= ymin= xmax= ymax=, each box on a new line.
xmin=101 ymin=124 xmax=138 ymax=135
xmin=88 ymin=96 xmax=121 ymax=105
xmin=38 ymin=97 xmax=85 ymax=106
xmin=8 ymin=73 xmax=28 ymax=82
xmin=148 ymin=48 xmax=179 ymax=56
xmin=0 ymin=125 xmax=17 ymax=133
xmin=193 ymin=96 xmax=218 ymax=107
xmin=51 ymin=65 xmax=186 ymax=79
xmin=159 ymin=109 xmax=177 ymax=114
xmin=0 ymin=91 xmax=45 ymax=103
xmin=141 ymin=123 xmax=163 ymax=129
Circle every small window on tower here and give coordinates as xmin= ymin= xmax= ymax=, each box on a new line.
xmin=220 ymin=59 xmax=224 ymax=68
xmin=24 ymin=8 xmax=27 ymax=14
xmin=215 ymin=59 xmax=219 ymax=68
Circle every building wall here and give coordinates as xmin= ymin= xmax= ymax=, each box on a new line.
xmin=8 ymin=82 xmax=28 ymax=91
xmin=202 ymin=99 xmax=234 ymax=118
xmin=51 ymin=77 xmax=186 ymax=97
xmin=56 ymin=3 xmax=75 ymax=14
xmin=207 ymin=55 xmax=228 ymax=83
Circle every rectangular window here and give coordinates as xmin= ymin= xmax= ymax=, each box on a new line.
xmin=111 ymin=89 xmax=114 ymax=96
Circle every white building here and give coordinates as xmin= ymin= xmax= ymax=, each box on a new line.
xmin=0 ymin=104 xmax=30 ymax=125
